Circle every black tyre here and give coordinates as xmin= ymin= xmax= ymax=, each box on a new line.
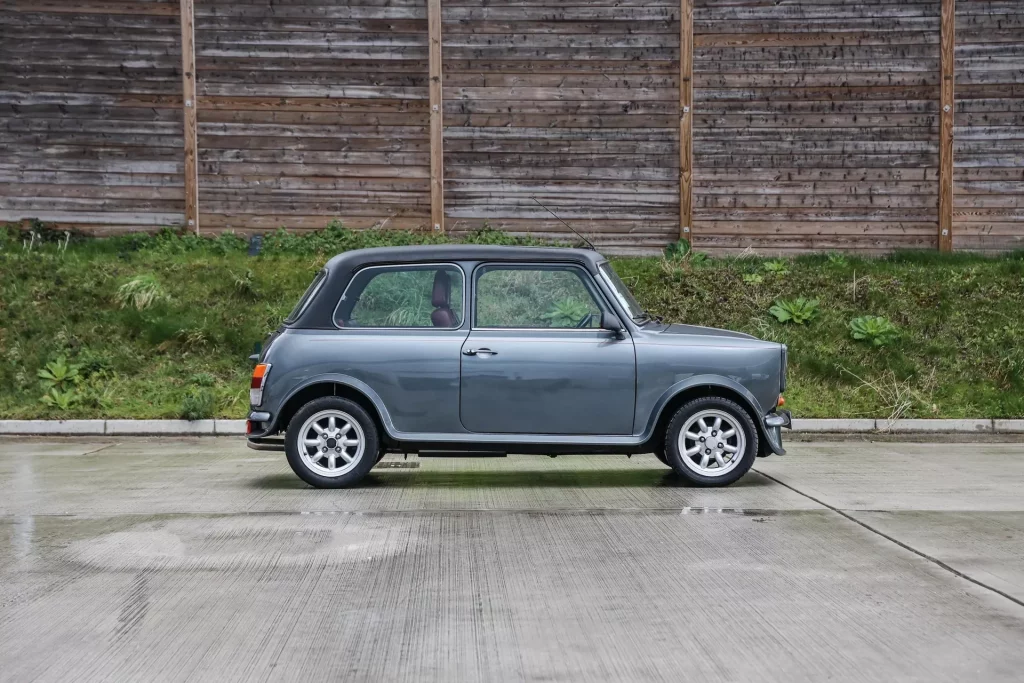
xmin=285 ymin=396 xmax=380 ymax=488
xmin=664 ymin=396 xmax=758 ymax=487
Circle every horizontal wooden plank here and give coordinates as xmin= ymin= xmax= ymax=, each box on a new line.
xmin=197 ymin=162 xmax=430 ymax=178
xmin=9 ymin=1 xmax=180 ymax=17
xmin=198 ymin=214 xmax=429 ymax=230
xmin=0 ymin=209 xmax=184 ymax=225
xmin=692 ymin=221 xmax=938 ymax=235
xmin=199 ymin=96 xmax=428 ymax=112
xmin=2 ymin=183 xmax=184 ymax=199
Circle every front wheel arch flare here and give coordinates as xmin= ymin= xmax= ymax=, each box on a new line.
xmin=647 ymin=383 xmax=766 ymax=452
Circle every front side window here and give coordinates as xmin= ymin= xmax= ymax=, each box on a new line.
xmin=475 ymin=266 xmax=603 ymax=329
xmin=337 ymin=265 xmax=464 ymax=328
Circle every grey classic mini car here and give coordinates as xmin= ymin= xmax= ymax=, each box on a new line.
xmin=247 ymin=245 xmax=791 ymax=488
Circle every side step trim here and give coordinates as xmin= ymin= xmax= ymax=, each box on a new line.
xmin=417 ymin=450 xmax=507 ymax=458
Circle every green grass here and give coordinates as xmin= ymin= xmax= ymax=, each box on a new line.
xmin=2 ymin=223 xmax=1022 ymax=419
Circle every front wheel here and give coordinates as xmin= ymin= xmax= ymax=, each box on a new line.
xmin=664 ymin=397 xmax=758 ymax=487
xmin=285 ymin=397 xmax=380 ymax=488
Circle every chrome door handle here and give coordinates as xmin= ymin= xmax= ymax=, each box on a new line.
xmin=463 ymin=348 xmax=497 ymax=357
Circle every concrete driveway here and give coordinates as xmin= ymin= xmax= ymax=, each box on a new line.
xmin=1 ymin=438 xmax=1023 ymax=682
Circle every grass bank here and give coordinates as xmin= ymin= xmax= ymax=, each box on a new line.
xmin=2 ymin=224 xmax=1022 ymax=420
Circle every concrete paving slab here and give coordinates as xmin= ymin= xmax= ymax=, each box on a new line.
xmin=848 ymin=511 xmax=1024 ymax=604
xmin=2 ymin=437 xmax=1024 ymax=682
xmin=2 ymin=508 xmax=1024 ymax=682
xmin=0 ymin=439 xmax=820 ymax=516
xmin=755 ymin=441 xmax=1024 ymax=511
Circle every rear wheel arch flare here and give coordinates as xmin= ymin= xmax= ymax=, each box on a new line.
xmin=277 ymin=381 xmax=386 ymax=442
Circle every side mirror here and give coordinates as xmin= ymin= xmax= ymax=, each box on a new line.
xmin=601 ymin=312 xmax=626 ymax=337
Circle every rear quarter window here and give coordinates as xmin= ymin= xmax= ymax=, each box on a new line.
xmin=284 ymin=269 xmax=326 ymax=324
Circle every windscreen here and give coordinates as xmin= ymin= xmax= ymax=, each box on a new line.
xmin=598 ymin=262 xmax=644 ymax=320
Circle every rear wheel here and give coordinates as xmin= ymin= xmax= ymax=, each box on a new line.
xmin=664 ymin=397 xmax=758 ymax=487
xmin=285 ymin=396 xmax=379 ymax=488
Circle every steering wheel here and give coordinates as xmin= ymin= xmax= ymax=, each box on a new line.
xmin=575 ymin=312 xmax=594 ymax=328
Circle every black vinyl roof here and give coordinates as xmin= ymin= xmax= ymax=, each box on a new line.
xmin=323 ymin=244 xmax=606 ymax=272
xmin=294 ymin=245 xmax=607 ymax=329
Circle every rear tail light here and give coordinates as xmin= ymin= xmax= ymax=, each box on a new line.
xmin=250 ymin=363 xmax=271 ymax=407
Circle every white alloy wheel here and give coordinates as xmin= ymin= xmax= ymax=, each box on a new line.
xmin=296 ymin=409 xmax=366 ymax=477
xmin=676 ymin=409 xmax=747 ymax=477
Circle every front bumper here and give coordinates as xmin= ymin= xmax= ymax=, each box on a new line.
xmin=761 ymin=409 xmax=791 ymax=455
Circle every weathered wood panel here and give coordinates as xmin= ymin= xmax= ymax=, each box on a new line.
xmin=692 ymin=0 xmax=941 ymax=253
xmin=2 ymin=0 xmax=1022 ymax=253
xmin=952 ymin=0 xmax=1024 ymax=251
xmin=0 ymin=0 xmax=185 ymax=230
xmin=440 ymin=0 xmax=681 ymax=248
xmin=192 ymin=0 xmax=430 ymax=231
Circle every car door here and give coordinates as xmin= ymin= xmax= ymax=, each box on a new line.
xmin=459 ymin=263 xmax=636 ymax=435
xmin=333 ymin=263 xmax=469 ymax=434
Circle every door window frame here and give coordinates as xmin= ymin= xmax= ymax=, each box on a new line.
xmin=332 ymin=262 xmax=467 ymax=331
xmin=469 ymin=262 xmax=615 ymax=331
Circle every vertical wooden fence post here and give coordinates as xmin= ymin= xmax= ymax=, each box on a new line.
xmin=938 ymin=0 xmax=955 ymax=251
xmin=679 ymin=0 xmax=693 ymax=243
xmin=179 ymin=0 xmax=199 ymax=235
xmin=427 ymin=0 xmax=444 ymax=233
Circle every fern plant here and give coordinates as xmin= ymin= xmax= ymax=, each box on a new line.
xmin=769 ymin=298 xmax=820 ymax=325
xmin=849 ymin=316 xmax=899 ymax=347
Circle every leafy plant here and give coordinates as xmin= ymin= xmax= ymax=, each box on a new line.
xmin=116 ymin=274 xmax=168 ymax=311
xmin=849 ymin=316 xmax=899 ymax=347
xmin=40 ymin=387 xmax=80 ymax=411
xmin=233 ymin=269 xmax=259 ymax=299
xmin=541 ymin=298 xmax=591 ymax=327
xmin=189 ymin=372 xmax=217 ymax=387
xmin=769 ymin=298 xmax=820 ymax=325
xmin=664 ymin=239 xmax=692 ymax=261
xmin=827 ymin=252 xmax=849 ymax=267
xmin=743 ymin=273 xmax=764 ymax=285
xmin=763 ymin=259 xmax=790 ymax=276
xmin=38 ymin=356 xmax=82 ymax=391
xmin=180 ymin=388 xmax=215 ymax=420
xmin=663 ymin=238 xmax=709 ymax=267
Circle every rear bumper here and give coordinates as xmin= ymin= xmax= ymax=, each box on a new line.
xmin=247 ymin=435 xmax=285 ymax=452
xmin=761 ymin=409 xmax=791 ymax=455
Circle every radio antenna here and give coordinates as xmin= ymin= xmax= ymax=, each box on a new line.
xmin=532 ymin=197 xmax=597 ymax=251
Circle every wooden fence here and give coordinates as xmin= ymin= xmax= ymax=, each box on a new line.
xmin=1 ymin=0 xmax=1021 ymax=253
